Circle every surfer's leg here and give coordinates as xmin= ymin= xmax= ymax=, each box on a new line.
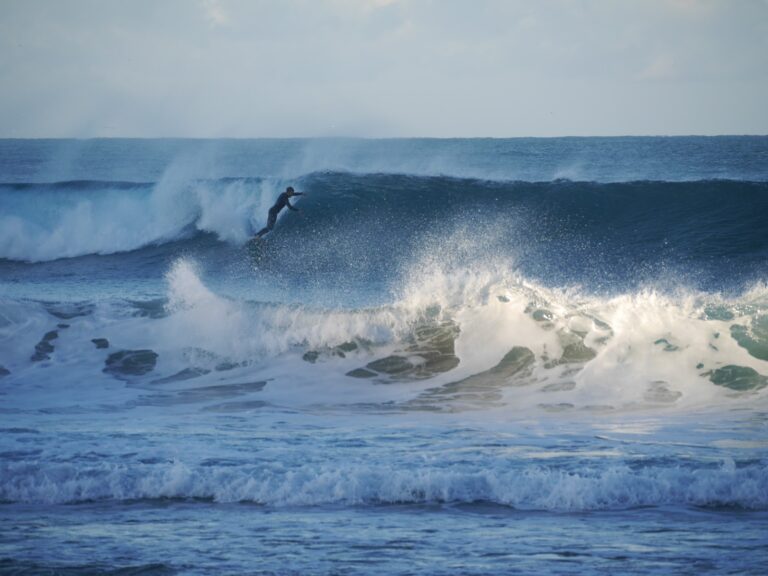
xmin=255 ymin=211 xmax=277 ymax=238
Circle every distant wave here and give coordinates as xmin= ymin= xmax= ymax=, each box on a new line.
xmin=4 ymin=137 xmax=767 ymax=186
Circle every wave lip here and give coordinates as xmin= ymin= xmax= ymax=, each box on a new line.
xmin=2 ymin=459 xmax=766 ymax=511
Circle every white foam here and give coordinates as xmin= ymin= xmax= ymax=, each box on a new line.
xmin=145 ymin=257 xmax=409 ymax=363
xmin=0 ymin=176 xmax=284 ymax=262
xmin=390 ymin=231 xmax=768 ymax=412
xmin=0 ymin=299 xmax=52 ymax=371
xmin=1 ymin=458 xmax=765 ymax=510
xmin=146 ymin=252 xmax=768 ymax=413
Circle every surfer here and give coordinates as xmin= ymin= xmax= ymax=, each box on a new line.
xmin=254 ymin=186 xmax=304 ymax=239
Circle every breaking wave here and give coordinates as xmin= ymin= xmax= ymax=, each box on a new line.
xmin=2 ymin=458 xmax=765 ymax=510
xmin=2 ymin=174 xmax=766 ymax=292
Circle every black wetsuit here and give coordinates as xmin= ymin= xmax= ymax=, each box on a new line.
xmin=255 ymin=192 xmax=302 ymax=238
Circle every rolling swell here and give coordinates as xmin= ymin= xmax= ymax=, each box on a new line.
xmin=2 ymin=173 xmax=766 ymax=291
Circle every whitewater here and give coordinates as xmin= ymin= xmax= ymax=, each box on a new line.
xmin=1 ymin=137 xmax=767 ymax=575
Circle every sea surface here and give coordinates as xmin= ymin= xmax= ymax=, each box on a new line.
xmin=1 ymin=137 xmax=767 ymax=575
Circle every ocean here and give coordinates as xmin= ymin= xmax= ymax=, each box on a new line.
xmin=1 ymin=137 xmax=767 ymax=574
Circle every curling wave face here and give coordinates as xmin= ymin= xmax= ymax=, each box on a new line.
xmin=1 ymin=173 xmax=767 ymax=294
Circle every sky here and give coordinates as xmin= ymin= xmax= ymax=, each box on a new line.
xmin=1 ymin=0 xmax=766 ymax=138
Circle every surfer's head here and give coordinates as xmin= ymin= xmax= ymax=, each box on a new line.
xmin=286 ymin=186 xmax=295 ymax=196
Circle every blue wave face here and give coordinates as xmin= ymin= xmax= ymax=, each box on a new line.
xmin=273 ymin=174 xmax=768 ymax=293
xmin=3 ymin=173 xmax=766 ymax=295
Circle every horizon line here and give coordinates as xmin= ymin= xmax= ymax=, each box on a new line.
xmin=1 ymin=134 xmax=767 ymax=141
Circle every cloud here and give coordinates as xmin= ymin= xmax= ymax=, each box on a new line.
xmin=0 ymin=0 xmax=766 ymax=137
xmin=202 ymin=0 xmax=229 ymax=26
xmin=638 ymin=54 xmax=677 ymax=80
xmin=665 ymin=0 xmax=716 ymax=17
xmin=367 ymin=0 xmax=400 ymax=7
xmin=333 ymin=0 xmax=400 ymax=10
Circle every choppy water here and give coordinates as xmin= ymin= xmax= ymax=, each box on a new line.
xmin=1 ymin=137 xmax=767 ymax=574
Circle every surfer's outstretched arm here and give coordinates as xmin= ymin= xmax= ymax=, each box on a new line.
xmin=286 ymin=192 xmax=304 ymax=211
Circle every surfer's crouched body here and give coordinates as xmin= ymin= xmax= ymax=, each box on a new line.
xmin=255 ymin=186 xmax=303 ymax=238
